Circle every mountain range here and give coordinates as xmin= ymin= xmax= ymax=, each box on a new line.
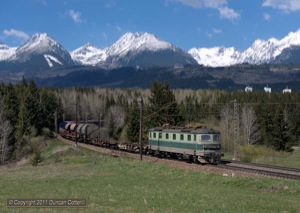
xmin=71 ymin=32 xmax=197 ymax=68
xmin=0 ymin=32 xmax=197 ymax=71
xmin=1 ymin=29 xmax=300 ymax=70
xmin=1 ymin=30 xmax=300 ymax=89
xmin=189 ymin=29 xmax=300 ymax=67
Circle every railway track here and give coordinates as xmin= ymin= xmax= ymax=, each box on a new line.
xmin=219 ymin=160 xmax=300 ymax=180
xmin=58 ymin=136 xmax=300 ymax=180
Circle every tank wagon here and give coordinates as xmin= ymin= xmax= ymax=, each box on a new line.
xmin=59 ymin=121 xmax=99 ymax=143
xmin=59 ymin=121 xmax=124 ymax=149
xmin=148 ymin=125 xmax=223 ymax=164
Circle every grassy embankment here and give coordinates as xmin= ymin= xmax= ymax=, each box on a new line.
xmin=223 ymin=144 xmax=300 ymax=168
xmin=0 ymin=139 xmax=299 ymax=213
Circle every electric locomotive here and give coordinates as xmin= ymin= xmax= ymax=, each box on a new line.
xmin=148 ymin=125 xmax=223 ymax=164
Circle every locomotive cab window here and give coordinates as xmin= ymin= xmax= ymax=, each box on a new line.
xmin=153 ymin=133 xmax=156 ymax=138
xmin=187 ymin=134 xmax=191 ymax=141
xmin=173 ymin=134 xmax=176 ymax=140
xmin=166 ymin=133 xmax=169 ymax=139
xmin=201 ymin=135 xmax=211 ymax=142
xmin=159 ymin=133 xmax=162 ymax=139
xmin=180 ymin=134 xmax=184 ymax=140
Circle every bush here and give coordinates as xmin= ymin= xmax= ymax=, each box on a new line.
xmin=240 ymin=145 xmax=259 ymax=162
xmin=42 ymin=128 xmax=54 ymax=138
xmin=30 ymin=149 xmax=43 ymax=166
xmin=239 ymin=145 xmax=289 ymax=163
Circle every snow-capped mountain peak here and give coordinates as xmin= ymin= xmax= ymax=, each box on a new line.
xmin=2 ymin=29 xmax=300 ymax=69
xmin=70 ymin=32 xmax=181 ymax=67
xmin=107 ymin=32 xmax=175 ymax=56
xmin=11 ymin=33 xmax=73 ymax=67
xmin=70 ymin=43 xmax=107 ymax=66
xmin=189 ymin=28 xmax=300 ymax=66
xmin=188 ymin=46 xmax=240 ymax=67
xmin=239 ymin=29 xmax=300 ymax=64
xmin=16 ymin=33 xmax=60 ymax=55
xmin=0 ymin=43 xmax=17 ymax=61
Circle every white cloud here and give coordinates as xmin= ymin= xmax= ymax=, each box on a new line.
xmin=206 ymin=28 xmax=223 ymax=38
xmin=206 ymin=32 xmax=213 ymax=38
xmin=203 ymin=0 xmax=226 ymax=8
xmin=213 ymin=28 xmax=223 ymax=34
xmin=264 ymin=13 xmax=271 ymax=21
xmin=68 ymin=9 xmax=83 ymax=23
xmin=102 ymin=33 xmax=108 ymax=40
xmin=170 ymin=0 xmax=203 ymax=8
xmin=105 ymin=0 xmax=116 ymax=8
xmin=168 ymin=0 xmax=240 ymax=20
xmin=262 ymin=0 xmax=300 ymax=12
xmin=39 ymin=0 xmax=47 ymax=6
xmin=218 ymin=6 xmax=240 ymax=20
xmin=3 ymin=29 xmax=29 ymax=40
xmin=116 ymin=25 xmax=122 ymax=32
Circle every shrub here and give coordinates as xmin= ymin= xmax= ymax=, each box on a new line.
xmin=239 ymin=145 xmax=290 ymax=163
xmin=240 ymin=145 xmax=259 ymax=162
xmin=30 ymin=149 xmax=43 ymax=166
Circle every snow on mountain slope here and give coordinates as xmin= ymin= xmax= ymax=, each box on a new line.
xmin=71 ymin=29 xmax=300 ymax=67
xmin=238 ymin=38 xmax=278 ymax=64
xmin=188 ymin=46 xmax=240 ymax=67
xmin=12 ymin=33 xmax=73 ymax=65
xmin=189 ymin=28 xmax=300 ymax=66
xmin=70 ymin=43 xmax=107 ymax=66
xmin=71 ymin=32 xmax=178 ymax=66
xmin=44 ymin=54 xmax=63 ymax=67
xmin=2 ymin=29 xmax=300 ymax=68
xmin=107 ymin=32 xmax=176 ymax=56
xmin=239 ymin=30 xmax=300 ymax=64
xmin=0 ymin=43 xmax=17 ymax=61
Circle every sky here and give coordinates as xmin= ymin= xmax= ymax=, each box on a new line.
xmin=1 ymin=0 xmax=300 ymax=52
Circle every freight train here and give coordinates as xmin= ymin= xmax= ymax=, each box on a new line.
xmin=59 ymin=121 xmax=223 ymax=164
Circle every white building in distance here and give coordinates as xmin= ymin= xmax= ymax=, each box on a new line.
xmin=283 ymin=87 xmax=291 ymax=94
xmin=264 ymin=85 xmax=271 ymax=93
xmin=245 ymin=86 xmax=253 ymax=92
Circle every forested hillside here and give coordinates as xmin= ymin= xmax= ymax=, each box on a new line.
xmin=2 ymin=63 xmax=300 ymax=92
xmin=0 ymin=80 xmax=299 ymax=165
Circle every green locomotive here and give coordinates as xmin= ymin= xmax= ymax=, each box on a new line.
xmin=148 ymin=125 xmax=223 ymax=164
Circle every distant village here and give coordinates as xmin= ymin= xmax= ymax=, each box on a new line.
xmin=244 ymin=86 xmax=292 ymax=93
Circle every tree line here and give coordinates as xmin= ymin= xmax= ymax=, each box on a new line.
xmin=0 ymin=80 xmax=299 ymax=164
xmin=0 ymin=78 xmax=63 ymax=164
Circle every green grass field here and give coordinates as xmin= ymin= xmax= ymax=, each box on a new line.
xmin=0 ymin=139 xmax=299 ymax=213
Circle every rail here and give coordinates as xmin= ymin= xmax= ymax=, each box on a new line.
xmin=219 ymin=160 xmax=300 ymax=180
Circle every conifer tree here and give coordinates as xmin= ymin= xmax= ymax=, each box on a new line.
xmin=0 ymin=99 xmax=13 ymax=164
xmin=125 ymin=99 xmax=140 ymax=142
xmin=27 ymin=80 xmax=40 ymax=128
xmin=38 ymin=89 xmax=63 ymax=133
xmin=15 ymin=79 xmax=31 ymax=140
xmin=147 ymin=81 xmax=180 ymax=127
xmin=272 ymin=108 xmax=292 ymax=151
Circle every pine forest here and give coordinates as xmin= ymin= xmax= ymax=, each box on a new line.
xmin=0 ymin=79 xmax=300 ymax=164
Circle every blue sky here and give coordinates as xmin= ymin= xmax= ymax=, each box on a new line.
xmin=1 ymin=0 xmax=300 ymax=51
